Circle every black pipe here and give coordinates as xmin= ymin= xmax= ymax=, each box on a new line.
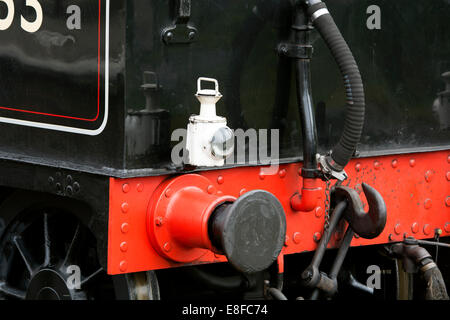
xmin=305 ymin=0 xmax=365 ymax=171
xmin=293 ymin=4 xmax=319 ymax=178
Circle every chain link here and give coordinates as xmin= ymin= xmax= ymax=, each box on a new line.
xmin=324 ymin=178 xmax=331 ymax=230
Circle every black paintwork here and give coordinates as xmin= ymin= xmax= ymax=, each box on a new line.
xmin=0 ymin=0 xmax=447 ymax=178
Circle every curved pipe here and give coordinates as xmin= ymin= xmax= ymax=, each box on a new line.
xmin=334 ymin=183 xmax=387 ymax=239
xmin=305 ymin=1 xmax=365 ymax=171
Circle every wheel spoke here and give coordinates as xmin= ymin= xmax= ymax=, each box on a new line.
xmin=0 ymin=282 xmax=26 ymax=300
xmin=62 ymin=222 xmax=80 ymax=266
xmin=43 ymin=213 xmax=51 ymax=266
xmin=80 ymin=267 xmax=103 ymax=286
xmin=12 ymin=236 xmax=35 ymax=276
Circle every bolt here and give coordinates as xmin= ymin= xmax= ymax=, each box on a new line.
xmin=67 ymin=175 xmax=73 ymax=185
xmin=391 ymin=160 xmax=398 ymax=168
xmin=165 ymin=188 xmax=173 ymax=198
xmin=122 ymin=184 xmax=130 ymax=193
xmin=293 ymin=232 xmax=301 ymax=244
xmin=445 ymin=223 xmax=450 ymax=233
xmin=155 ymin=217 xmax=164 ymax=227
xmin=315 ymin=207 xmax=323 ymax=218
xmin=298 ymin=168 xmax=302 ymax=176
xmin=163 ymin=242 xmax=172 ymax=252
xmin=48 ymin=176 xmax=54 ymax=186
xmin=313 ymin=232 xmax=321 ymax=242
xmin=424 ymin=199 xmax=432 ymax=210
xmin=446 ymin=172 xmax=450 ymax=181
xmin=240 ymin=188 xmax=247 ymax=196
xmin=121 ymin=202 xmax=129 ymax=214
xmin=411 ymin=223 xmax=419 ymax=234
xmin=446 ymin=196 xmax=450 ymax=207
xmin=284 ymin=235 xmax=289 ymax=247
xmin=394 ymin=224 xmax=401 ymax=235
xmin=207 ymin=185 xmax=216 ymax=195
xmin=278 ymin=169 xmax=287 ymax=178
xmin=436 ymin=228 xmax=443 ymax=236
xmin=388 ymin=234 xmax=393 ymax=241
xmin=66 ymin=186 xmax=73 ymax=196
xmin=423 ymin=224 xmax=431 ymax=235
xmin=409 ymin=159 xmax=416 ymax=167
xmin=120 ymin=242 xmax=128 ymax=252
xmin=166 ymin=31 xmax=173 ymax=42
xmin=425 ymin=171 xmax=433 ymax=183
xmin=374 ymin=161 xmax=380 ymax=170
xmin=448 ymin=155 xmax=450 ymax=164
xmin=355 ymin=163 xmax=361 ymax=172
xmin=73 ymin=182 xmax=80 ymax=193
xmin=119 ymin=261 xmax=128 ymax=272
xmin=137 ymin=183 xmax=144 ymax=192
xmin=121 ymin=223 xmax=130 ymax=234
xmin=217 ymin=176 xmax=224 ymax=185
xmin=188 ymin=31 xmax=196 ymax=40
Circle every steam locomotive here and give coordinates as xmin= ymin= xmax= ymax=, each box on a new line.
xmin=0 ymin=0 xmax=448 ymax=301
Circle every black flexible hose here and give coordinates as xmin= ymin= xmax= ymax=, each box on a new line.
xmin=306 ymin=1 xmax=365 ymax=170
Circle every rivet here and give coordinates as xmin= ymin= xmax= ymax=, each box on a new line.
xmin=155 ymin=217 xmax=164 ymax=227
xmin=446 ymin=172 xmax=450 ymax=181
xmin=163 ymin=242 xmax=172 ymax=252
xmin=120 ymin=242 xmax=128 ymax=252
xmin=411 ymin=223 xmax=419 ymax=234
xmin=425 ymin=171 xmax=433 ymax=183
xmin=355 ymin=163 xmax=361 ymax=172
xmin=73 ymin=182 xmax=80 ymax=193
xmin=423 ymin=224 xmax=431 ymax=235
xmin=424 ymin=199 xmax=432 ymax=210
xmin=137 ymin=183 xmax=144 ymax=192
xmin=444 ymin=223 xmax=450 ymax=233
xmin=122 ymin=184 xmax=130 ymax=193
xmin=121 ymin=202 xmax=129 ymax=213
xmin=240 ymin=188 xmax=247 ymax=196
xmin=119 ymin=261 xmax=128 ymax=272
xmin=374 ymin=161 xmax=380 ymax=170
xmin=66 ymin=186 xmax=73 ymax=196
xmin=67 ymin=175 xmax=73 ymax=185
xmin=259 ymin=172 xmax=266 ymax=180
xmin=446 ymin=196 xmax=450 ymax=207
xmin=48 ymin=176 xmax=54 ymax=186
xmin=409 ymin=159 xmax=416 ymax=167
xmin=388 ymin=234 xmax=393 ymax=241
xmin=298 ymin=168 xmax=303 ymax=176
xmin=217 ymin=176 xmax=224 ymax=185
xmin=448 ymin=155 xmax=450 ymax=164
xmin=279 ymin=169 xmax=287 ymax=178
xmin=207 ymin=185 xmax=216 ymax=195
xmin=391 ymin=160 xmax=398 ymax=168
xmin=121 ymin=223 xmax=129 ymax=234
xmin=315 ymin=207 xmax=323 ymax=218
xmin=165 ymin=188 xmax=173 ymax=198
xmin=394 ymin=224 xmax=401 ymax=235
xmin=217 ymin=191 xmax=223 ymax=195
xmin=313 ymin=232 xmax=321 ymax=242
xmin=284 ymin=235 xmax=289 ymax=247
xmin=293 ymin=232 xmax=301 ymax=244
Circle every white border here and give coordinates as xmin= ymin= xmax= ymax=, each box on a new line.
xmin=0 ymin=0 xmax=110 ymax=136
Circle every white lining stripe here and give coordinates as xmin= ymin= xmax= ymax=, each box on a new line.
xmin=0 ymin=0 xmax=110 ymax=136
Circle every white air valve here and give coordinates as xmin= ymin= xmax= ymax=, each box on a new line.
xmin=186 ymin=78 xmax=234 ymax=167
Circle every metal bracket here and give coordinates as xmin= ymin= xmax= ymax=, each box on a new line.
xmin=162 ymin=0 xmax=197 ymax=44
xmin=277 ymin=43 xmax=313 ymax=59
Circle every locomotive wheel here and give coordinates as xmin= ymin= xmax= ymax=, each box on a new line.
xmin=0 ymin=196 xmax=159 ymax=300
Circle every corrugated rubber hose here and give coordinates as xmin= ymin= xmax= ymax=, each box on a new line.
xmin=307 ymin=2 xmax=365 ymax=170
